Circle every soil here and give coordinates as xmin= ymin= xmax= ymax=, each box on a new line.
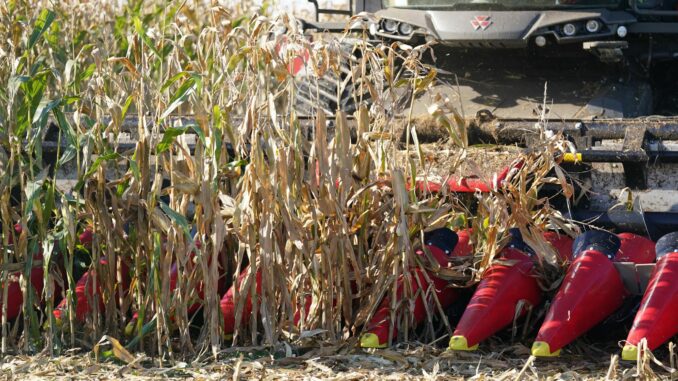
xmin=1 ymin=344 xmax=661 ymax=380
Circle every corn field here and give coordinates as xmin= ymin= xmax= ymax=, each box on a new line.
xmin=5 ymin=0 xmax=670 ymax=378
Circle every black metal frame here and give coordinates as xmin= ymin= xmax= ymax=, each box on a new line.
xmin=475 ymin=116 xmax=678 ymax=190
xmin=482 ymin=117 xmax=678 ymax=141
xmin=308 ymin=0 xmax=354 ymax=21
xmin=630 ymin=0 xmax=678 ymax=16
xmin=306 ymin=0 xmax=383 ymax=21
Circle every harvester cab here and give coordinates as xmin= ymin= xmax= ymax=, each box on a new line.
xmin=301 ymin=0 xmax=678 ymax=236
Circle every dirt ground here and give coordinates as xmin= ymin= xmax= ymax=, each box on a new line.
xmin=2 ymin=343 xmax=668 ymax=380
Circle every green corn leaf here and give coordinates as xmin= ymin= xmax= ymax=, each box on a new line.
xmin=156 ymin=126 xmax=188 ymax=153
xmin=28 ymin=9 xmax=56 ymax=50
xmin=130 ymin=151 xmax=140 ymax=180
xmin=120 ymin=95 xmax=134 ymax=120
xmin=24 ymin=169 xmax=48 ymax=219
xmin=190 ymin=123 xmax=205 ymax=147
xmin=125 ymin=315 xmax=157 ymax=350
xmin=161 ymin=76 xmax=198 ymax=119
xmin=226 ymin=52 xmax=244 ymax=74
xmin=32 ymin=97 xmax=60 ymax=126
xmin=74 ymin=152 xmax=121 ymax=191
xmin=160 ymin=71 xmax=190 ymax=93
xmin=159 ymin=200 xmax=191 ymax=239
xmin=53 ymin=107 xmax=77 ymax=167
xmin=8 ymin=75 xmax=29 ymax=99
xmin=232 ymin=15 xmax=248 ymax=28
xmin=76 ymin=63 xmax=96 ymax=84
xmin=133 ymin=16 xmax=160 ymax=57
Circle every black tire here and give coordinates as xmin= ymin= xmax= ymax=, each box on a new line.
xmin=294 ymin=39 xmax=372 ymax=116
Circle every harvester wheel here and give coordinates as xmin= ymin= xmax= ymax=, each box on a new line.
xmin=294 ymin=39 xmax=372 ymax=116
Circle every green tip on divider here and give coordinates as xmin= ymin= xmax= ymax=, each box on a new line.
xmin=360 ymin=333 xmax=387 ymax=349
xmin=531 ymin=341 xmax=561 ymax=357
xmin=448 ymin=335 xmax=479 ymax=351
xmin=621 ymin=344 xmax=639 ymax=361
xmin=46 ymin=317 xmax=63 ymax=331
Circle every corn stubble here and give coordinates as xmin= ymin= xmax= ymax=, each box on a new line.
xmin=0 ymin=0 xmax=582 ymax=365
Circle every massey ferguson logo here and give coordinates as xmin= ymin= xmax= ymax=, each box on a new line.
xmin=471 ymin=16 xmax=492 ymax=31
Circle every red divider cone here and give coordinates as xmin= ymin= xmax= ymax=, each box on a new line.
xmin=224 ymin=270 xmax=346 ymax=339
xmin=292 ymin=294 xmax=314 ymax=326
xmin=449 ymin=230 xmax=573 ymax=351
xmin=57 ymin=228 xmax=228 ymax=332
xmin=531 ymin=231 xmax=656 ymax=357
xmin=616 ymin=232 xmax=657 ymax=264
xmin=360 ymin=228 xmax=473 ymax=349
xmin=622 ymin=232 xmax=678 ymax=360
xmin=53 ymin=257 xmax=131 ymax=325
xmin=220 ymin=229 xmax=474 ymax=344
xmin=1 ymin=224 xmax=46 ymax=321
xmin=122 ymin=239 xmax=228 ymax=336
xmin=220 ymin=266 xmax=262 ymax=340
xmin=543 ymin=231 xmax=574 ymax=263
xmin=1 ymin=267 xmax=44 ymax=321
xmin=54 ymin=227 xmax=133 ymax=326
xmin=224 ymin=229 xmax=472 ymax=346
xmin=169 ymin=263 xmax=226 ymax=318
xmin=166 ymin=238 xmax=229 ymax=317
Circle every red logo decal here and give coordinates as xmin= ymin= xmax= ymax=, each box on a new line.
xmin=471 ymin=16 xmax=492 ymax=31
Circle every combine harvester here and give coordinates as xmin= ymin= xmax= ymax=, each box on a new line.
xmin=298 ymin=0 xmax=678 ymax=360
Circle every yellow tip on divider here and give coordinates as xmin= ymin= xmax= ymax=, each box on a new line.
xmin=531 ymin=341 xmax=561 ymax=357
xmin=124 ymin=322 xmax=135 ymax=337
xmin=562 ymin=153 xmax=583 ymax=163
xmin=360 ymin=333 xmax=387 ymax=349
xmin=224 ymin=333 xmax=233 ymax=341
xmin=621 ymin=344 xmax=639 ymax=361
xmin=448 ymin=335 xmax=479 ymax=351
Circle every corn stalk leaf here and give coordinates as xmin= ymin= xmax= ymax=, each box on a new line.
xmin=156 ymin=126 xmax=188 ymax=153
xmin=159 ymin=200 xmax=191 ymax=239
xmin=29 ymin=9 xmax=56 ymax=50
xmin=74 ymin=152 xmax=121 ymax=191
xmin=161 ymin=76 xmax=198 ymax=119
